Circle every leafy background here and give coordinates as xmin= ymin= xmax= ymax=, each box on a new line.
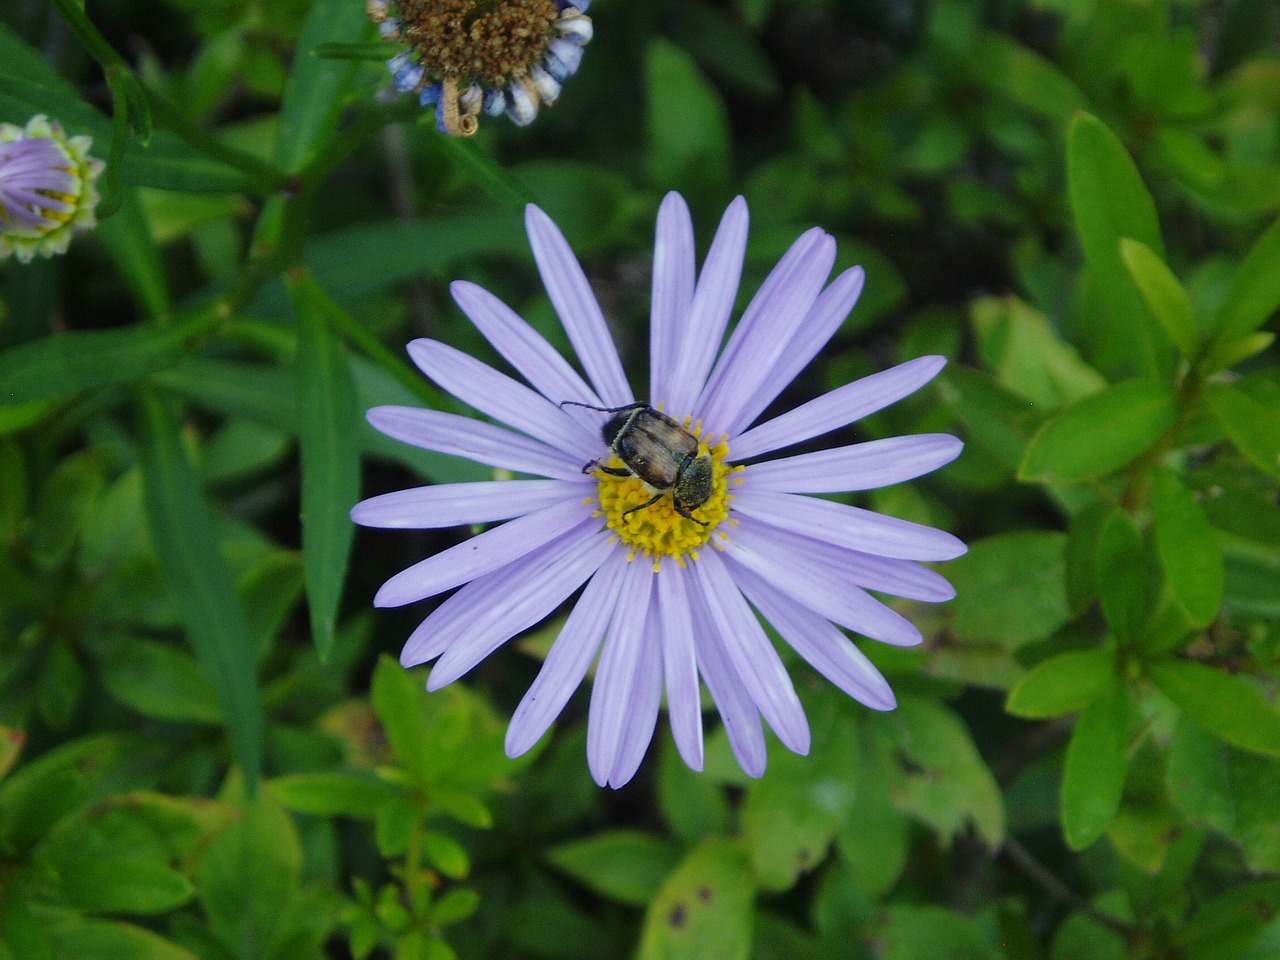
xmin=2 ymin=0 xmax=1280 ymax=958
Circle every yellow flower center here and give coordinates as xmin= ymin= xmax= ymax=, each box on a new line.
xmin=591 ymin=422 xmax=741 ymax=571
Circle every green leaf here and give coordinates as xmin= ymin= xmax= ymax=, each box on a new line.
xmin=289 ymin=275 xmax=360 ymax=660
xmin=423 ymin=830 xmax=470 ymax=880
xmin=1213 ymin=215 xmax=1280 ymax=346
xmin=969 ymin=30 xmax=1090 ymax=119
xmin=45 ymin=918 xmax=200 ymax=960
xmin=96 ymin=190 xmax=173 ymax=319
xmin=1150 ymin=660 xmax=1280 ymax=756
xmin=197 ymin=789 xmax=301 ymax=957
xmin=430 ymin=888 xmax=481 ymax=927
xmin=638 ymin=840 xmax=754 ymax=960
xmin=273 ymin=0 xmax=369 ymax=172
xmin=834 ymin=729 xmax=909 ymax=896
xmin=100 ymin=639 xmax=222 ymax=723
xmin=970 ymin=295 xmax=1108 ymax=408
xmin=1152 ymin=471 xmax=1223 ymax=627
xmin=1006 ymin=649 xmax=1115 ymax=719
xmin=436 ymin=136 xmax=536 ymax=213
xmin=948 ymin=531 xmax=1071 ymax=648
xmin=1067 ymin=112 xmax=1168 ymax=376
xmin=1172 ymin=877 xmax=1280 ymax=960
xmin=644 ymin=38 xmax=732 ymax=200
xmin=271 ymin=773 xmax=403 ymax=817
xmin=1205 ymin=382 xmax=1280 ymax=478
xmin=137 ymin=389 xmax=264 ymax=788
xmin=1062 ymin=681 xmax=1132 ymax=850
xmin=0 ymin=728 xmax=24 ymax=784
xmin=59 ymin=858 xmax=195 ymax=915
xmin=1120 ymin=238 xmax=1201 ymax=360
xmin=657 ymin=740 xmax=731 ymax=844
xmin=875 ymin=905 xmax=999 ymax=960
xmin=741 ymin=705 xmax=859 ymax=891
xmin=886 ymin=698 xmax=1005 ymax=847
xmin=1018 ymin=379 xmax=1178 ymax=484
xmin=1096 ymin=509 xmax=1154 ymax=642
xmin=1167 ymin=720 xmax=1280 ymax=873
xmin=0 ymin=736 xmax=117 ymax=855
xmin=548 ymin=831 xmax=682 ymax=906
xmin=935 ymin=366 xmax=1039 ymax=472
xmin=0 ymin=325 xmax=193 ymax=407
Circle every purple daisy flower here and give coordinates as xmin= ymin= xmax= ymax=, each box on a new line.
xmin=353 ymin=193 xmax=966 ymax=787
xmin=0 ymin=115 xmax=104 ymax=263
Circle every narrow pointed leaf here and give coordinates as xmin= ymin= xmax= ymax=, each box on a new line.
xmin=137 ymin=389 xmax=263 ymax=788
xmin=1213 ymin=215 xmax=1280 ymax=345
xmin=1205 ymin=382 xmax=1280 ymax=478
xmin=289 ymin=275 xmax=360 ymax=660
xmin=1150 ymin=660 xmax=1280 ymax=756
xmin=1152 ymin=471 xmax=1223 ymax=627
xmin=1062 ymin=681 xmax=1132 ymax=850
xmin=1119 ymin=238 xmax=1200 ymax=359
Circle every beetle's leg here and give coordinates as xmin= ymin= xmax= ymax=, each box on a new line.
xmin=621 ymin=491 xmax=665 ymax=521
xmin=673 ymin=500 xmax=709 ymax=526
xmin=560 ymin=400 xmax=650 ymax=414
xmin=581 ymin=458 xmax=632 ymax=477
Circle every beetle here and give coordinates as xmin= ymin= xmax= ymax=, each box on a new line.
xmin=560 ymin=401 xmax=715 ymax=525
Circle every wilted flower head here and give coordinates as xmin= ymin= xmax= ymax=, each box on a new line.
xmin=0 ymin=114 xmax=104 ymax=263
xmin=368 ymin=0 xmax=592 ymax=136
xmin=353 ymin=192 xmax=966 ymax=787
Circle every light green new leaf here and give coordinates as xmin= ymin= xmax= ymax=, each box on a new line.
xmin=1062 ymin=681 xmax=1133 ymax=850
xmin=1213 ymin=215 xmax=1280 ymax=346
xmin=137 ymin=390 xmax=263 ymax=789
xmin=548 ymin=831 xmax=682 ymax=906
xmin=272 ymin=773 xmax=403 ymax=818
xmin=1206 ymin=382 xmax=1280 ymax=478
xmin=1150 ymin=660 xmax=1280 ymax=756
xmin=1152 ymin=471 xmax=1223 ymax=627
xmin=1018 ymin=379 xmax=1178 ymax=484
xmin=639 ymin=840 xmax=754 ymax=960
xmin=289 ymin=275 xmax=361 ymax=661
xmin=1006 ymin=649 xmax=1115 ymax=719
xmin=1120 ymin=238 xmax=1200 ymax=359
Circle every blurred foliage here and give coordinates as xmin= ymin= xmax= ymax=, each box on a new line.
xmin=2 ymin=0 xmax=1280 ymax=958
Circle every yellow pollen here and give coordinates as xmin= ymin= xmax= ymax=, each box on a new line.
xmin=590 ymin=422 xmax=742 ymax=571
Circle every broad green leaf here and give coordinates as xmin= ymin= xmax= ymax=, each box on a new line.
xmin=272 ymin=773 xmax=403 ymax=817
xmin=835 ymin=730 xmax=909 ymax=896
xmin=45 ymin=919 xmax=199 ymax=960
xmin=1018 ymin=379 xmax=1178 ymax=484
xmin=1064 ymin=499 xmax=1111 ymax=615
xmin=886 ymin=698 xmax=1005 ymax=847
xmin=645 ymin=38 xmax=732 ymax=200
xmin=657 ymin=740 xmax=731 ymax=844
xmin=100 ymin=639 xmax=221 ymax=723
xmin=197 ymin=789 xmax=301 ymax=957
xmin=1062 ymin=681 xmax=1132 ymax=850
xmin=0 ymin=891 xmax=54 ymax=960
xmin=1213 ymin=215 xmax=1280 ymax=345
xmin=548 ymin=831 xmax=682 ymax=906
xmin=58 ymin=858 xmax=195 ymax=915
xmin=1150 ymin=660 xmax=1280 ymax=756
xmin=949 ymin=531 xmax=1071 ymax=648
xmin=1006 ymin=649 xmax=1115 ymax=719
xmin=1167 ymin=720 xmax=1280 ymax=873
xmin=638 ymin=840 xmax=754 ymax=960
xmin=1096 ymin=509 xmax=1154 ymax=642
xmin=969 ymin=30 xmax=1089 ymax=119
xmin=289 ymin=275 xmax=360 ymax=660
xmin=137 ymin=390 xmax=263 ymax=788
xmin=0 ymin=324 xmax=193 ymax=407
xmin=1205 ymin=382 xmax=1280 ymax=478
xmin=1173 ymin=877 xmax=1280 ymax=960
xmin=430 ymin=888 xmax=481 ymax=927
xmin=970 ymin=295 xmax=1108 ymax=407
xmin=1068 ymin=112 xmax=1168 ymax=376
xmin=741 ymin=706 xmax=859 ymax=891
xmin=273 ymin=0 xmax=369 ymax=172
xmin=1120 ymin=238 xmax=1201 ymax=359
xmin=1152 ymin=471 xmax=1223 ymax=627
xmin=0 ymin=735 xmax=117 ymax=855
xmin=875 ymin=905 xmax=998 ymax=960
xmin=936 ymin=366 xmax=1039 ymax=472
